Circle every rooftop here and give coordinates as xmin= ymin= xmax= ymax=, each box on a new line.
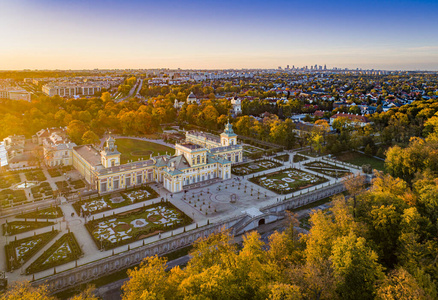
xmin=73 ymin=145 xmax=102 ymax=168
xmin=179 ymin=143 xmax=203 ymax=150
xmin=98 ymin=159 xmax=155 ymax=176
xmin=187 ymin=131 xmax=220 ymax=143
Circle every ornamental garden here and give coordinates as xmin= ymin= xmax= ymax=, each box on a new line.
xmin=232 ymin=159 xmax=282 ymax=176
xmin=303 ymin=161 xmax=351 ymax=178
xmin=72 ymin=185 xmax=159 ymax=215
xmin=26 ymin=232 xmax=83 ymax=274
xmin=85 ymin=202 xmax=192 ymax=250
xmin=250 ymin=168 xmax=329 ymax=194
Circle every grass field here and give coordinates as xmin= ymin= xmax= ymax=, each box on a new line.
xmin=116 ymin=138 xmax=175 ymax=164
xmin=335 ymin=151 xmax=385 ymax=171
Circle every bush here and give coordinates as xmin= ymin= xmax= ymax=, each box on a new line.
xmin=2 ymin=220 xmax=55 ymax=236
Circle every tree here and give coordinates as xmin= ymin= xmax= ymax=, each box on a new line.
xmin=0 ymin=281 xmax=97 ymax=300
xmin=331 ymin=231 xmax=384 ymax=299
xmin=101 ymin=91 xmax=112 ymax=103
xmin=122 ymin=256 xmax=177 ymax=300
xmin=376 ymin=268 xmax=430 ymax=300
xmin=308 ymin=132 xmax=323 ymax=155
xmin=69 ymin=285 xmax=99 ymax=300
xmin=67 ymin=120 xmax=88 ymax=144
xmin=0 ymin=281 xmax=54 ymax=300
xmin=81 ymin=130 xmax=101 ymax=146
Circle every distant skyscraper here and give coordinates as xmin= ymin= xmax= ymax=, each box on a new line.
xmin=324 ymin=64 xmax=327 ymax=70
xmin=286 ymin=65 xmax=290 ymax=69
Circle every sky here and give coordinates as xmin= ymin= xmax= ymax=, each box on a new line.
xmin=0 ymin=0 xmax=437 ymax=70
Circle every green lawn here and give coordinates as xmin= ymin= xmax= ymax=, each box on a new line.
xmin=335 ymin=151 xmax=385 ymax=171
xmin=116 ymin=138 xmax=175 ymax=164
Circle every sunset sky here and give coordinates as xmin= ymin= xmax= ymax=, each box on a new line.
xmin=1 ymin=0 xmax=437 ymax=70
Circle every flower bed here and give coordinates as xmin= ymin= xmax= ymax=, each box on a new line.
xmin=303 ymin=161 xmax=351 ymax=178
xmin=30 ymin=182 xmax=53 ymax=199
xmin=16 ymin=207 xmax=63 ymax=219
xmin=55 ymin=181 xmax=70 ymax=192
xmin=0 ymin=173 xmax=21 ymax=189
xmin=0 ymin=189 xmax=27 ymax=207
xmin=2 ymin=220 xmax=55 ymax=236
xmin=47 ymin=168 xmax=62 ymax=178
xmin=72 ymin=185 xmax=159 ymax=215
xmin=275 ymin=154 xmax=290 ymax=162
xmin=70 ymin=179 xmax=86 ymax=189
xmin=232 ymin=159 xmax=282 ymax=176
xmin=26 ymin=232 xmax=83 ymax=274
xmin=5 ymin=230 xmax=58 ymax=271
xmin=249 ymin=168 xmax=328 ymax=194
xmin=24 ymin=169 xmax=46 ymax=182
xmin=293 ymin=154 xmax=308 ymax=163
xmin=85 ymin=201 xmax=192 ymax=250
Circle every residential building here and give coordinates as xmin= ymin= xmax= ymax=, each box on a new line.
xmin=0 ymin=88 xmax=31 ymax=101
xmin=38 ymin=128 xmax=77 ymax=167
xmin=230 ymin=97 xmax=242 ymax=115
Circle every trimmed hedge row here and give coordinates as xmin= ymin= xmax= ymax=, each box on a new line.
xmin=16 ymin=207 xmax=63 ymax=219
xmin=26 ymin=232 xmax=83 ymax=274
xmin=2 ymin=220 xmax=55 ymax=236
xmin=5 ymin=230 xmax=58 ymax=271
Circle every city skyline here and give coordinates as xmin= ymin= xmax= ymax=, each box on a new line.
xmin=1 ymin=0 xmax=438 ymax=70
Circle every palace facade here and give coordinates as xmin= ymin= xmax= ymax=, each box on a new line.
xmin=67 ymin=122 xmax=243 ymax=193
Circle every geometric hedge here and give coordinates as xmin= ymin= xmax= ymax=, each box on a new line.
xmin=26 ymin=232 xmax=83 ymax=274
xmin=5 ymin=230 xmax=59 ymax=271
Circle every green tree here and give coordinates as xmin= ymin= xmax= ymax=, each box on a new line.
xmin=67 ymin=120 xmax=88 ymax=144
xmin=331 ymin=231 xmax=384 ymax=299
xmin=81 ymin=130 xmax=100 ymax=145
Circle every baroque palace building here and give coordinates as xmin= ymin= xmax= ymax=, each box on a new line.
xmin=42 ymin=122 xmax=242 ymax=194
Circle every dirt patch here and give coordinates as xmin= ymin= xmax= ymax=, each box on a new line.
xmin=148 ymin=215 xmax=161 ymax=222
xmin=113 ymin=224 xmax=130 ymax=232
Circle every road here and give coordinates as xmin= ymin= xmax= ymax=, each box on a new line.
xmin=116 ymin=79 xmax=141 ymax=102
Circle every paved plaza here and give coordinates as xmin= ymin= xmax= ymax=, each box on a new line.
xmin=0 ymin=151 xmax=362 ymax=284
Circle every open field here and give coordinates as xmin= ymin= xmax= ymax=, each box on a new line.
xmin=335 ymin=151 xmax=385 ymax=171
xmin=116 ymin=139 xmax=174 ymax=164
